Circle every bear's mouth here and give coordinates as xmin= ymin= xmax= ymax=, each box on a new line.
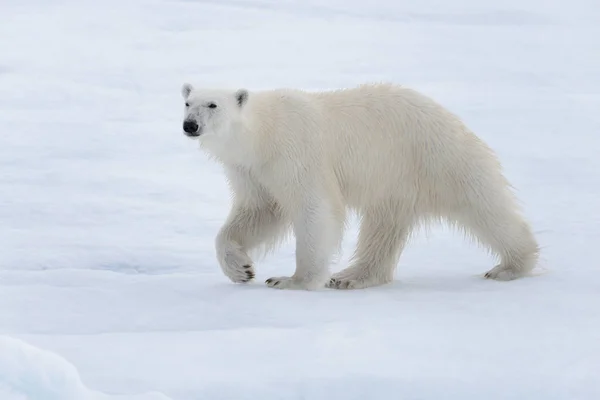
xmin=184 ymin=130 xmax=201 ymax=138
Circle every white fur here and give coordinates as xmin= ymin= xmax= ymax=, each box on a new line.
xmin=180 ymin=82 xmax=540 ymax=290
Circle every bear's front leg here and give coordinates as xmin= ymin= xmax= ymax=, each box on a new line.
xmin=216 ymin=234 xmax=255 ymax=284
xmin=266 ymin=195 xmax=343 ymax=290
xmin=216 ymin=202 xmax=288 ymax=284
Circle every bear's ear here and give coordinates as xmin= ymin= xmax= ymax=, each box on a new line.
xmin=235 ymin=89 xmax=248 ymax=107
xmin=181 ymin=83 xmax=193 ymax=99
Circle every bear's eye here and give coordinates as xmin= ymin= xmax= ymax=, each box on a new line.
xmin=185 ymin=102 xmax=190 ymax=107
xmin=207 ymin=103 xmax=217 ymax=109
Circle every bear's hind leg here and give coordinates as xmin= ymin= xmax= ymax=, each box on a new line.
xmin=450 ymin=189 xmax=539 ymax=280
xmin=328 ymin=204 xmax=412 ymax=290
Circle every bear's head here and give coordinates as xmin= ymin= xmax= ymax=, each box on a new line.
xmin=180 ymin=83 xmax=248 ymax=142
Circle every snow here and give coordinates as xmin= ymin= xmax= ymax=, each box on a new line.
xmin=1 ymin=0 xmax=599 ymax=399
xmin=0 ymin=336 xmax=169 ymax=400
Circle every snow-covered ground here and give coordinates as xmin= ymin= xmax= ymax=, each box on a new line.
xmin=1 ymin=0 xmax=599 ymax=399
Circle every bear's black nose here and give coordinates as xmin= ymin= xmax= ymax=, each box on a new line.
xmin=183 ymin=120 xmax=199 ymax=134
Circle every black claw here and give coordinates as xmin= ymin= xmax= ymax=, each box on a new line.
xmin=266 ymin=278 xmax=273 ymax=284
xmin=273 ymin=280 xmax=280 ymax=286
xmin=243 ymin=265 xmax=251 ymax=269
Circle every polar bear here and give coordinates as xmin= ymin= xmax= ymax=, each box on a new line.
xmin=180 ymin=82 xmax=539 ymax=290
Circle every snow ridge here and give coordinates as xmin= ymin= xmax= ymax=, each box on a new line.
xmin=0 ymin=336 xmax=171 ymax=400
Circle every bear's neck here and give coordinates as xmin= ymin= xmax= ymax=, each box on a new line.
xmin=202 ymin=122 xmax=267 ymax=169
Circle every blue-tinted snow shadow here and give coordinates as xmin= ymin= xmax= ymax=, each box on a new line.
xmin=192 ymin=373 xmax=588 ymax=400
